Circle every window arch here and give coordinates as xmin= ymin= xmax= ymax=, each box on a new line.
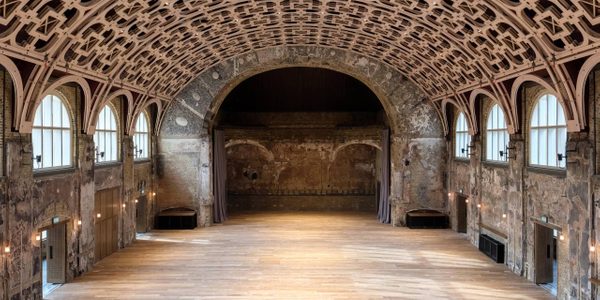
xmin=32 ymin=94 xmax=72 ymax=170
xmin=486 ymin=104 xmax=509 ymax=162
xmin=455 ymin=112 xmax=471 ymax=159
xmin=133 ymin=111 xmax=150 ymax=160
xmin=530 ymin=93 xmax=567 ymax=168
xmin=94 ymin=105 xmax=118 ymax=163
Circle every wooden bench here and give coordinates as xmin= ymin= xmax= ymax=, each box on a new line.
xmin=406 ymin=209 xmax=449 ymax=229
xmin=155 ymin=208 xmax=197 ymax=229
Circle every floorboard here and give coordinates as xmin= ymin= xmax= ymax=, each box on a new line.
xmin=48 ymin=212 xmax=552 ymax=299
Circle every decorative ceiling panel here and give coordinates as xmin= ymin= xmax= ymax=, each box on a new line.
xmin=1 ymin=0 xmax=599 ymax=102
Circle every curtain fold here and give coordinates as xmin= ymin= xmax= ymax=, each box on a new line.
xmin=377 ymin=129 xmax=391 ymax=224
xmin=213 ymin=129 xmax=228 ymax=223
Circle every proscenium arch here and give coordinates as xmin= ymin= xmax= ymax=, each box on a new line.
xmin=169 ymin=46 xmax=438 ymax=136
xmin=208 ymin=66 xmax=396 ymax=133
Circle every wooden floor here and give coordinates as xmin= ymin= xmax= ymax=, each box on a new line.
xmin=49 ymin=212 xmax=552 ymax=299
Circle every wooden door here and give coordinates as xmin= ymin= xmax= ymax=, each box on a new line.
xmin=136 ymin=195 xmax=148 ymax=233
xmin=535 ymin=224 xmax=554 ymax=284
xmin=46 ymin=223 xmax=66 ymax=284
xmin=95 ymin=187 xmax=120 ymax=263
xmin=456 ymin=195 xmax=468 ymax=233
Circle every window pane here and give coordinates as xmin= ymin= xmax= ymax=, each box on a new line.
xmin=558 ymin=102 xmax=566 ymax=125
xmin=52 ymin=96 xmax=62 ymax=127
xmin=548 ymin=128 xmax=557 ymax=167
xmin=62 ymin=130 xmax=70 ymax=166
xmin=539 ymin=129 xmax=548 ymax=166
xmin=558 ymin=127 xmax=567 ymax=168
xmin=42 ymin=129 xmax=52 ymax=168
xmin=548 ymin=98 xmax=557 ymax=126
xmin=61 ymin=105 xmax=70 ymax=128
xmin=52 ymin=130 xmax=62 ymax=166
xmin=539 ymin=96 xmax=548 ymax=127
xmin=32 ymin=129 xmax=42 ymax=169
xmin=531 ymin=105 xmax=539 ymax=127
xmin=34 ymin=106 xmax=42 ymax=126
xmin=531 ymin=128 xmax=538 ymax=165
xmin=42 ymin=97 xmax=52 ymax=127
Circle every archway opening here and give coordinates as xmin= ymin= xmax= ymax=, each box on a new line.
xmin=214 ymin=67 xmax=389 ymax=218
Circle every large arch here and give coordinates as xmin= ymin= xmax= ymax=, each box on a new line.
xmin=158 ymin=46 xmax=447 ymax=227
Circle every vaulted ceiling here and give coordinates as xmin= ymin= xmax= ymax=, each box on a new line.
xmin=1 ymin=0 xmax=600 ymax=132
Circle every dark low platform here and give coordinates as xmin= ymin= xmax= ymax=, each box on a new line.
xmin=155 ymin=208 xmax=197 ymax=229
xmin=406 ymin=209 xmax=449 ymax=229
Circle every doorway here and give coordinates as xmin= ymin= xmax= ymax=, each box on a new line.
xmin=136 ymin=195 xmax=148 ymax=233
xmin=40 ymin=222 xmax=67 ymax=298
xmin=535 ymin=223 xmax=558 ymax=295
xmin=95 ymin=187 xmax=119 ymax=262
xmin=456 ymin=194 xmax=468 ymax=233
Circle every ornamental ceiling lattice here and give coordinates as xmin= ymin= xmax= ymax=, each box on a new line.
xmin=1 ymin=0 xmax=600 ymax=105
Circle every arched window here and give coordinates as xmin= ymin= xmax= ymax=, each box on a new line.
xmin=455 ymin=112 xmax=471 ymax=159
xmin=94 ymin=105 xmax=118 ymax=163
xmin=486 ymin=104 xmax=510 ymax=162
xmin=133 ymin=111 xmax=150 ymax=160
xmin=530 ymin=94 xmax=567 ymax=168
xmin=32 ymin=94 xmax=72 ymax=170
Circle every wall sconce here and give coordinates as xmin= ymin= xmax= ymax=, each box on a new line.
xmin=32 ymin=155 xmax=42 ymax=167
xmin=152 ymin=192 xmax=156 ymax=196
xmin=97 ymin=213 xmax=102 ymax=218
xmin=476 ymin=204 xmax=481 ymax=209
xmin=4 ymin=246 xmax=10 ymax=253
xmin=499 ymin=145 xmax=516 ymax=161
xmin=135 ymin=199 xmax=139 ymax=204
xmin=133 ymin=146 xmax=143 ymax=158
xmin=502 ymin=213 xmax=507 ymax=218
xmin=465 ymin=198 xmax=469 ymax=203
xmin=77 ymin=220 xmax=82 ymax=226
xmin=591 ymin=245 xmax=596 ymax=252
xmin=35 ymin=234 xmax=41 ymax=241
xmin=559 ymin=234 xmax=565 ymax=241
xmin=94 ymin=146 xmax=105 ymax=162
xmin=122 ymin=203 xmax=127 ymax=208
xmin=461 ymin=148 xmax=473 ymax=157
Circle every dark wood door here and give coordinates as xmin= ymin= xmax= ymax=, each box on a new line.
xmin=535 ymin=224 xmax=554 ymax=284
xmin=456 ymin=194 xmax=468 ymax=233
xmin=46 ymin=223 xmax=66 ymax=284
xmin=136 ymin=195 xmax=148 ymax=233
xmin=95 ymin=187 xmax=120 ymax=263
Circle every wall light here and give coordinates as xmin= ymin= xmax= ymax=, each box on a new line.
xmin=97 ymin=213 xmax=102 ymax=218
xmin=122 ymin=203 xmax=127 ymax=208
xmin=465 ymin=199 xmax=469 ymax=203
xmin=152 ymin=192 xmax=156 ymax=196
xmin=502 ymin=213 xmax=507 ymax=219
xmin=448 ymin=192 xmax=452 ymax=197
xmin=477 ymin=204 xmax=481 ymax=208
xmin=4 ymin=246 xmax=10 ymax=253
xmin=77 ymin=220 xmax=82 ymax=226
xmin=35 ymin=234 xmax=41 ymax=241
xmin=135 ymin=199 xmax=139 ymax=204
xmin=591 ymin=245 xmax=596 ymax=252
xmin=559 ymin=234 xmax=565 ymax=241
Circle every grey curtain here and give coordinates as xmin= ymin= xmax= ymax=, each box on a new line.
xmin=377 ymin=129 xmax=391 ymax=224
xmin=213 ymin=129 xmax=228 ymax=223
